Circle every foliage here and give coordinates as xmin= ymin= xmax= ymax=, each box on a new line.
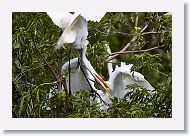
xmin=12 ymin=12 xmax=172 ymax=118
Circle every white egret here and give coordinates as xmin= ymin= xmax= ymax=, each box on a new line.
xmin=105 ymin=44 xmax=154 ymax=99
xmin=48 ymin=12 xmax=154 ymax=110
xmin=105 ymin=44 xmax=113 ymax=76
xmin=47 ymin=12 xmax=73 ymax=31
xmin=47 ymin=12 xmax=106 ymax=95
xmin=61 ymin=43 xmax=154 ymax=110
xmin=94 ymin=62 xmax=154 ymax=110
xmin=107 ymin=62 xmax=154 ymax=99
xmin=61 ymin=41 xmax=112 ymax=96
xmin=47 ymin=12 xmax=106 ymax=50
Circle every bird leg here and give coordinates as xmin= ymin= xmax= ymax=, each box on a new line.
xmin=68 ymin=47 xmax=72 ymax=97
xmin=78 ymin=52 xmax=101 ymax=99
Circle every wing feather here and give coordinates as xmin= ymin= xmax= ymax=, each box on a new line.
xmin=47 ymin=12 xmax=73 ymax=29
xmin=81 ymin=12 xmax=106 ymax=22
xmin=109 ymin=63 xmax=154 ymax=99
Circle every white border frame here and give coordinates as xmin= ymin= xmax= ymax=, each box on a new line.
xmin=0 ymin=0 xmax=184 ymax=130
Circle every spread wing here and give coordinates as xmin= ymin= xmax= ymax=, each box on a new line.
xmin=47 ymin=12 xmax=106 ymax=50
xmin=47 ymin=12 xmax=73 ymax=29
xmin=55 ymin=13 xmax=87 ymax=50
xmin=81 ymin=12 xmax=106 ymax=22
xmin=108 ymin=63 xmax=154 ymax=99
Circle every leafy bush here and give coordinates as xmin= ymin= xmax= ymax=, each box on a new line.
xmin=12 ymin=12 xmax=172 ymax=118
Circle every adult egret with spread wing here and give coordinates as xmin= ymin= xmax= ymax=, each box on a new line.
xmin=47 ymin=12 xmax=106 ymax=50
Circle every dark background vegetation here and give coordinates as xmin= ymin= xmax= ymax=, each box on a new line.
xmin=12 ymin=12 xmax=172 ymax=118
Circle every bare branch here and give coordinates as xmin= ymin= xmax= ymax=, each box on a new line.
xmin=111 ymin=45 xmax=164 ymax=55
xmin=135 ymin=13 xmax=139 ymax=27
xmin=141 ymin=22 xmax=150 ymax=32
xmin=91 ymin=28 xmax=132 ymax=36
xmin=106 ymin=22 xmax=150 ymax=63
xmin=106 ymin=36 xmax=137 ymax=62
xmin=152 ymin=68 xmax=169 ymax=77
xmin=142 ymin=31 xmax=161 ymax=35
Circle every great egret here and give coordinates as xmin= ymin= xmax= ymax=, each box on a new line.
xmin=105 ymin=44 xmax=154 ymax=99
xmin=47 ymin=12 xmax=73 ymax=31
xmin=47 ymin=12 xmax=106 ymax=95
xmin=61 ymin=41 xmax=112 ymax=96
xmin=94 ymin=62 xmax=154 ymax=110
xmin=47 ymin=12 xmax=106 ymax=50
xmin=107 ymin=62 xmax=154 ymax=99
xmin=61 ymin=43 xmax=154 ymax=110
xmin=105 ymin=44 xmax=113 ymax=76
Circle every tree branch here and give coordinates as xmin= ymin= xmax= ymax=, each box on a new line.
xmin=111 ymin=45 xmax=164 ymax=55
xmin=106 ymin=22 xmax=150 ymax=63
xmin=62 ymin=76 xmax=69 ymax=113
xmin=135 ymin=12 xmax=139 ymax=27
xmin=142 ymin=31 xmax=161 ymax=35
xmin=91 ymin=28 xmax=132 ymax=36
xmin=106 ymin=36 xmax=137 ymax=62
xmin=33 ymin=42 xmax=59 ymax=81
xmin=30 ymin=81 xmax=59 ymax=92
xmin=57 ymin=48 xmax=63 ymax=92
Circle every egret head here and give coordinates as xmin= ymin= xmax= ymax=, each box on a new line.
xmin=86 ymin=69 xmax=112 ymax=97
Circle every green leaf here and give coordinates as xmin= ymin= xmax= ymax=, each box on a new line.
xmin=13 ymin=42 xmax=21 ymax=49
xmin=19 ymin=95 xmax=27 ymax=117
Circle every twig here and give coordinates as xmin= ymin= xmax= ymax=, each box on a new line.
xmin=57 ymin=48 xmax=63 ymax=93
xmin=142 ymin=31 xmax=161 ymax=35
xmin=62 ymin=76 xmax=69 ymax=113
xmin=32 ymin=41 xmax=59 ymax=81
xmin=90 ymin=28 xmax=132 ymax=37
xmin=141 ymin=22 xmax=150 ymax=32
xmin=106 ymin=36 xmax=137 ymax=62
xmin=106 ymin=22 xmax=150 ymax=63
xmin=31 ymin=81 xmax=60 ymax=92
xmin=135 ymin=13 xmax=139 ymax=27
xmin=28 ymin=48 xmax=38 ymax=117
xmin=111 ymin=45 xmax=164 ymax=55
xmin=153 ymin=68 xmax=169 ymax=77
xmin=68 ymin=48 xmax=71 ymax=96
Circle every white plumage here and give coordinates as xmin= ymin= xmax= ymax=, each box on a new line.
xmin=92 ymin=62 xmax=155 ymax=110
xmin=107 ymin=62 xmax=154 ymax=99
xmin=61 ymin=57 xmax=96 ymax=93
xmin=105 ymin=44 xmax=113 ymax=76
xmin=47 ymin=12 xmax=155 ymax=110
xmin=61 ymin=42 xmax=111 ymax=96
xmin=61 ymin=51 xmax=154 ymax=110
xmin=47 ymin=12 xmax=73 ymax=30
xmin=47 ymin=12 xmax=106 ymax=50
xmin=81 ymin=12 xmax=106 ymax=22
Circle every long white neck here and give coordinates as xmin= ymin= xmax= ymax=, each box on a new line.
xmin=80 ymin=40 xmax=88 ymax=61
xmin=81 ymin=46 xmax=87 ymax=60
xmin=105 ymin=44 xmax=113 ymax=76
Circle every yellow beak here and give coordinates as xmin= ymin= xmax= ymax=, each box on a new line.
xmin=94 ymin=73 xmax=112 ymax=97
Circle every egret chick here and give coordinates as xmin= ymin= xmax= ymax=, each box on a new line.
xmin=61 ymin=41 xmax=112 ymax=96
